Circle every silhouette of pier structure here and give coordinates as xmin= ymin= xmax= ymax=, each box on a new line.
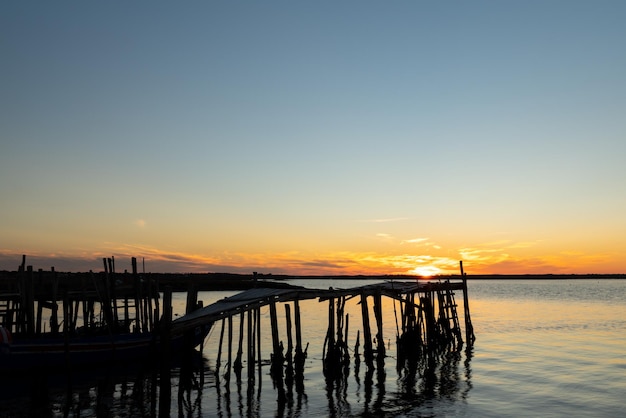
xmin=175 ymin=264 xmax=475 ymax=405
xmin=0 ymin=256 xmax=476 ymax=415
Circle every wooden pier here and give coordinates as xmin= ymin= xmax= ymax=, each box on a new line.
xmin=0 ymin=256 xmax=160 ymax=338
xmin=1 ymin=256 xmax=475 ymax=395
xmin=173 ymin=269 xmax=476 ymax=389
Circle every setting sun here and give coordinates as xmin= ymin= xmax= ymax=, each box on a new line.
xmin=409 ymin=266 xmax=441 ymax=277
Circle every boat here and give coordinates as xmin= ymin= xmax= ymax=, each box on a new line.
xmin=0 ymin=322 xmax=211 ymax=374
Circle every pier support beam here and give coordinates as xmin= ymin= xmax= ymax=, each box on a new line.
xmin=360 ymin=294 xmax=374 ymax=368
xmin=460 ymin=261 xmax=476 ymax=347
xmin=373 ymin=293 xmax=385 ymax=359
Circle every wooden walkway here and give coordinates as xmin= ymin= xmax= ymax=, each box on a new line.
xmin=172 ymin=277 xmax=476 ymax=389
xmin=1 ymin=255 xmax=476 ymax=394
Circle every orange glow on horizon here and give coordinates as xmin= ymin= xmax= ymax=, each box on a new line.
xmin=1 ymin=242 xmax=623 ymax=276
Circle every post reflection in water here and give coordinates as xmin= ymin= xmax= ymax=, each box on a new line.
xmin=0 ymin=328 xmax=472 ymax=417
xmin=303 ymin=346 xmax=472 ymax=417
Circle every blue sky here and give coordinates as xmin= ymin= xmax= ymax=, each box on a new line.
xmin=1 ymin=1 xmax=625 ymax=274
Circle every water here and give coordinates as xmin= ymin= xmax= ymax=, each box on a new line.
xmin=1 ymin=279 xmax=625 ymax=417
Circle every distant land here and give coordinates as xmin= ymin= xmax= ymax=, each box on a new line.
xmin=1 ymin=270 xmax=624 ymax=293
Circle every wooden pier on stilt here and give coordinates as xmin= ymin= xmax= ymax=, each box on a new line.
xmin=172 ymin=268 xmax=476 ymax=387
xmin=1 ymin=255 xmax=475 ymax=395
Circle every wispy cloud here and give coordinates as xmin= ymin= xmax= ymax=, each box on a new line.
xmin=356 ymin=217 xmax=410 ymax=223
xmin=376 ymin=233 xmax=394 ymax=242
xmin=402 ymin=237 xmax=429 ymax=244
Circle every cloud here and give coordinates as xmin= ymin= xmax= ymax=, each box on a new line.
xmin=3 ymin=234 xmax=617 ymax=276
xmin=376 ymin=233 xmax=394 ymax=242
xmin=356 ymin=217 xmax=410 ymax=223
xmin=299 ymin=260 xmax=352 ymax=269
xmin=402 ymin=237 xmax=429 ymax=244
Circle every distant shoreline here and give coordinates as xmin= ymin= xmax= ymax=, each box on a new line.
xmin=1 ymin=270 xmax=624 ymax=293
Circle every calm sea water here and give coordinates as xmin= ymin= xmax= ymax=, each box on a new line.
xmin=1 ymin=279 xmax=625 ymax=417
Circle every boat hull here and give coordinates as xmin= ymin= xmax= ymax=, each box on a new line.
xmin=0 ymin=324 xmax=210 ymax=374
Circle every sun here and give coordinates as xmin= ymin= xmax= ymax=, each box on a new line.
xmin=409 ymin=266 xmax=441 ymax=277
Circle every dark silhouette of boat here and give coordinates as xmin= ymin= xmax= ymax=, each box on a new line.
xmin=0 ymin=322 xmax=210 ymax=374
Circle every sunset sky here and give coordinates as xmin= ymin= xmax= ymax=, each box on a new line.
xmin=1 ymin=1 xmax=625 ymax=276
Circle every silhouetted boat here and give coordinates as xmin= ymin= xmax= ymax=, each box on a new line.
xmin=0 ymin=322 xmax=211 ymax=374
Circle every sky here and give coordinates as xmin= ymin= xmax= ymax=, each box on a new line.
xmin=1 ymin=1 xmax=625 ymax=276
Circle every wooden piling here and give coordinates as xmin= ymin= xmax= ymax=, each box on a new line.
xmin=269 ymin=300 xmax=283 ymax=377
xmin=247 ymin=309 xmax=254 ymax=382
xmin=24 ymin=266 xmax=35 ymax=336
xmin=373 ymin=292 xmax=385 ymax=359
xmin=185 ymin=282 xmax=198 ymax=315
xmin=256 ymin=306 xmax=262 ymax=385
xmin=460 ymin=261 xmax=476 ymax=346
xmin=50 ymin=267 xmax=59 ymax=334
xmin=226 ymin=314 xmax=233 ymax=383
xmin=132 ymin=257 xmax=142 ymax=332
xmin=284 ymin=304 xmax=294 ymax=382
xmin=234 ymin=312 xmax=244 ymax=377
xmin=360 ymin=294 xmax=374 ymax=367
xmin=422 ymin=292 xmax=436 ymax=347
xmin=109 ymin=257 xmax=119 ymax=327
xmin=215 ymin=318 xmax=226 ymax=377
xmin=160 ymin=286 xmax=172 ymax=354
xmin=293 ymin=299 xmax=305 ymax=378
xmin=159 ymin=286 xmax=173 ymax=418
xmin=326 ymin=297 xmax=335 ymax=356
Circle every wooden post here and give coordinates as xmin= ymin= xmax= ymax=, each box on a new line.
xmin=24 ymin=266 xmax=35 ymax=336
xmin=161 ymin=287 xmax=172 ymax=352
xmin=423 ymin=292 xmax=436 ymax=347
xmin=215 ymin=318 xmax=226 ymax=377
xmin=256 ymin=306 xmax=262 ymax=385
xmin=72 ymin=299 xmax=80 ymax=333
xmin=132 ymin=257 xmax=141 ymax=332
xmin=234 ymin=312 xmax=244 ymax=377
xmin=102 ymin=259 xmax=115 ymax=332
xmin=153 ymin=268 xmax=160 ymax=329
xmin=294 ymin=300 xmax=302 ymax=354
xmin=51 ymin=267 xmax=59 ymax=334
xmin=146 ymin=274 xmax=154 ymax=332
xmin=247 ymin=309 xmax=254 ymax=382
xmin=36 ymin=295 xmax=43 ymax=335
xmin=373 ymin=293 xmax=385 ymax=358
xmin=327 ymin=297 xmax=335 ymax=355
xmin=185 ymin=282 xmax=198 ymax=315
xmin=226 ymin=314 xmax=233 ymax=383
xmin=285 ymin=304 xmax=293 ymax=380
xmin=269 ymin=300 xmax=283 ymax=377
xmin=159 ymin=286 xmax=172 ymax=418
xmin=344 ymin=312 xmax=350 ymax=354
xmin=109 ymin=258 xmax=119 ymax=327
xmin=80 ymin=273 xmax=89 ymax=332
xmin=294 ymin=299 xmax=305 ymax=377
xmin=360 ymin=294 xmax=374 ymax=367
xmin=460 ymin=261 xmax=475 ymax=346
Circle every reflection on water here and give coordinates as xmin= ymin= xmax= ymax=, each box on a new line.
xmin=205 ymin=345 xmax=472 ymax=418
xmin=0 ymin=343 xmax=472 ymax=417
xmin=0 ymin=350 xmax=206 ymax=418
